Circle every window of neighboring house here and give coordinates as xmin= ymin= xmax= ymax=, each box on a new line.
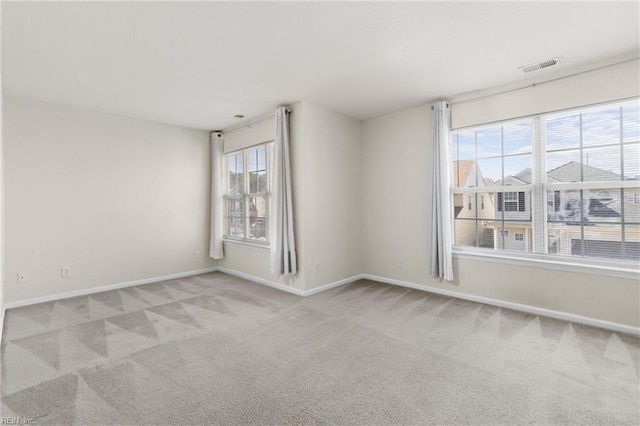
xmin=481 ymin=196 xmax=485 ymax=210
xmin=468 ymin=195 xmax=472 ymax=210
xmin=451 ymin=98 xmax=639 ymax=267
xmin=224 ymin=143 xmax=272 ymax=244
xmin=500 ymin=230 xmax=510 ymax=238
xmin=497 ymin=191 xmax=526 ymax=212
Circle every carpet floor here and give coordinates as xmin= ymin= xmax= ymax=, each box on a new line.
xmin=1 ymin=271 xmax=638 ymax=425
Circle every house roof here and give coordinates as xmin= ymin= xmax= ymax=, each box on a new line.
xmin=492 ymin=175 xmax=528 ymax=186
xmin=452 ymin=160 xmax=475 ymax=187
xmin=547 ymin=161 xmax=622 ymax=182
xmin=491 ymin=167 xmax=532 ymax=186
xmin=492 ymin=161 xmax=623 ymax=186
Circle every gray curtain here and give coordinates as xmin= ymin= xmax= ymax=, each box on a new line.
xmin=430 ymin=101 xmax=454 ymax=281
xmin=270 ymin=107 xmax=297 ymax=275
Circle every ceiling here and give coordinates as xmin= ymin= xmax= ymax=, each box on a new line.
xmin=2 ymin=1 xmax=639 ymax=131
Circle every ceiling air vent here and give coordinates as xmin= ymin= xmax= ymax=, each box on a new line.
xmin=518 ymin=57 xmax=559 ymax=73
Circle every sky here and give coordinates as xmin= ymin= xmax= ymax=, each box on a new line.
xmin=453 ymin=99 xmax=640 ymax=182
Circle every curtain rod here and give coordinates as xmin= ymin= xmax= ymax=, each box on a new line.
xmin=223 ymin=106 xmax=291 ymax=133
xmin=431 ymin=103 xmax=449 ymax=110
xmin=450 ymin=56 xmax=638 ymax=106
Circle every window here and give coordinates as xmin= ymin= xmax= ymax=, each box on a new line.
xmin=497 ymin=191 xmax=525 ymax=212
xmin=451 ymin=98 xmax=640 ymax=266
xmin=468 ymin=195 xmax=472 ymax=210
xmin=224 ymin=143 xmax=272 ymax=243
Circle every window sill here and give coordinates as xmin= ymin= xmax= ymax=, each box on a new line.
xmin=452 ymin=247 xmax=640 ymax=280
xmin=223 ymin=238 xmax=270 ymax=252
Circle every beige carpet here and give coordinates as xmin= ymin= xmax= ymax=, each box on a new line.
xmin=1 ymin=271 xmax=638 ymax=425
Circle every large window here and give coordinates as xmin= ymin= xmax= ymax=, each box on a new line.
xmin=451 ymin=98 xmax=640 ymax=266
xmin=225 ymin=143 xmax=272 ymax=243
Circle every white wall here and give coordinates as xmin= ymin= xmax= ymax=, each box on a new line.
xmin=300 ymin=102 xmax=362 ymax=290
xmin=218 ymin=101 xmax=363 ymax=292
xmin=3 ymin=97 xmax=216 ymax=303
xmin=361 ymin=59 xmax=640 ymax=328
xmin=452 ymin=56 xmax=640 ymax=129
xmin=362 ymin=104 xmax=432 ymax=283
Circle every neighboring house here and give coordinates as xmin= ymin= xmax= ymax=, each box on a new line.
xmin=485 ymin=161 xmax=640 ymax=259
xmin=452 ymin=160 xmax=495 ymax=247
xmin=486 ymin=168 xmax=533 ymax=252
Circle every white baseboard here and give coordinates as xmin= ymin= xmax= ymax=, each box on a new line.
xmin=3 ymin=267 xmax=219 ymax=310
xmin=217 ymin=266 xmax=360 ymax=297
xmin=304 ymin=275 xmax=361 ymax=296
xmin=361 ymin=273 xmax=640 ymax=336
xmin=217 ymin=267 xmax=307 ymax=296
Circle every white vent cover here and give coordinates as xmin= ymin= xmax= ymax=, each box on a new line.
xmin=518 ymin=57 xmax=559 ymax=73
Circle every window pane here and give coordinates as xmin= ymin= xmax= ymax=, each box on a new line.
xmin=503 ymin=154 xmax=532 ymax=185
xmin=582 ymin=146 xmax=621 ymax=181
xmin=477 ymin=157 xmax=502 ymax=186
xmin=247 ymin=146 xmax=267 ymax=194
xmin=476 ymin=127 xmax=502 ymax=158
xmin=623 ymin=101 xmax=640 ymax=143
xmin=548 ymin=220 xmax=630 ymax=259
xmin=247 ymin=196 xmax=267 ymax=241
xmin=545 ymin=113 xmax=580 ymax=150
xmin=546 ymin=150 xmax=581 ymax=182
xmin=625 ymin=224 xmax=640 ymax=261
xmin=495 ymin=223 xmax=531 ymax=252
xmin=503 ymin=121 xmax=532 ymax=155
xmin=588 ymin=188 xmax=623 ymax=223
xmin=547 ymin=190 xmax=585 ymax=223
xmin=624 ymin=189 xmax=640 ymax=221
xmin=227 ymin=153 xmax=244 ymax=195
xmin=454 ymin=218 xmax=478 ymax=247
xmin=247 ymin=146 xmax=266 ymax=172
xmin=623 ymin=144 xmax=639 ymax=180
xmin=247 ymin=148 xmax=256 ymax=172
xmin=496 ymin=191 xmax=530 ymax=219
xmin=227 ymin=198 xmax=244 ymax=238
xmin=452 ymin=160 xmax=477 ymax=188
xmin=453 ymin=131 xmax=476 ymax=161
xmin=582 ymin=105 xmax=620 ymax=147
xmin=248 ymin=171 xmax=258 ymax=193
xmin=576 ymin=224 xmax=623 ymax=260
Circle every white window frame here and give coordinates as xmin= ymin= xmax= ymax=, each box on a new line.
xmin=450 ymin=98 xmax=640 ymax=277
xmin=223 ymin=142 xmax=273 ymax=246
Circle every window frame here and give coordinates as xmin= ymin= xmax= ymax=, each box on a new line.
xmin=449 ymin=97 xmax=640 ymax=275
xmin=223 ymin=142 xmax=273 ymax=246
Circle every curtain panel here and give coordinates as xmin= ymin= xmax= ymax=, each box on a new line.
xmin=270 ymin=107 xmax=297 ymax=275
xmin=209 ymin=132 xmax=224 ymax=259
xmin=430 ymin=101 xmax=454 ymax=281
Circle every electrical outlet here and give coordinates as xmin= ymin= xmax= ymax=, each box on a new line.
xmin=398 ymin=257 xmax=405 ymax=268
xmin=17 ymin=273 xmax=28 ymax=284
xmin=61 ymin=266 xmax=72 ymax=278
xmin=194 ymin=250 xmax=201 ymax=259
xmin=314 ymin=262 xmax=320 ymax=273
